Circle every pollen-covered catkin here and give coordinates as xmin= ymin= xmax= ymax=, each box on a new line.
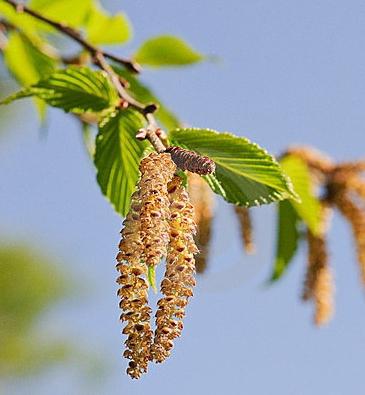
xmin=302 ymin=203 xmax=334 ymax=326
xmin=335 ymin=191 xmax=365 ymax=285
xmin=139 ymin=152 xmax=176 ymax=267
xmin=151 ymin=176 xmax=198 ymax=363
xmin=234 ymin=206 xmax=255 ymax=254
xmin=188 ymin=173 xmax=214 ymax=273
xmin=116 ymin=192 xmax=152 ymax=379
xmin=313 ymin=262 xmax=334 ymax=326
xmin=346 ymin=175 xmax=365 ymax=202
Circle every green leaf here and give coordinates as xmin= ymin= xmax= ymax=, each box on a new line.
xmin=94 ymin=109 xmax=148 ymax=216
xmin=85 ymin=3 xmax=131 ymax=45
xmin=170 ymin=128 xmax=298 ymax=207
xmin=3 ymin=32 xmax=56 ymax=87
xmin=29 ymin=0 xmax=92 ymax=28
xmin=134 ymin=35 xmax=203 ymax=67
xmin=1 ymin=67 xmax=119 ymax=114
xmin=114 ymin=68 xmax=180 ymax=130
xmin=280 ymin=155 xmax=321 ymax=235
xmin=0 ymin=3 xmax=40 ymax=39
xmin=3 ymin=31 xmax=57 ymax=117
xmin=270 ymin=200 xmax=300 ymax=282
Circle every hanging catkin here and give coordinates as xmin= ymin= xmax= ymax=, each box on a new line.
xmin=139 ymin=152 xmax=176 ymax=267
xmin=116 ymin=192 xmax=152 ymax=379
xmin=302 ymin=202 xmax=334 ymax=326
xmin=335 ymin=191 xmax=365 ymax=285
xmin=188 ymin=173 xmax=214 ymax=273
xmin=151 ymin=176 xmax=198 ymax=363
xmin=345 ymin=175 xmax=365 ymax=202
xmin=234 ymin=206 xmax=255 ymax=254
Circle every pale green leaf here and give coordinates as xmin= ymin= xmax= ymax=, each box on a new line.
xmin=94 ymin=109 xmax=148 ymax=216
xmin=170 ymin=128 xmax=298 ymax=207
xmin=29 ymin=0 xmax=92 ymax=28
xmin=270 ymin=200 xmax=300 ymax=282
xmin=1 ymin=67 xmax=119 ymax=114
xmin=114 ymin=68 xmax=180 ymax=129
xmin=280 ymin=155 xmax=321 ymax=235
xmin=0 ymin=3 xmax=40 ymax=38
xmin=134 ymin=35 xmax=203 ymax=67
xmin=3 ymin=32 xmax=56 ymax=86
xmin=3 ymin=31 xmax=57 ymax=116
xmin=85 ymin=3 xmax=131 ymax=45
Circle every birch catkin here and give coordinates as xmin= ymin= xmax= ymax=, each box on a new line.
xmin=335 ymin=191 xmax=365 ymax=285
xmin=116 ymin=192 xmax=152 ymax=379
xmin=302 ymin=203 xmax=334 ymax=326
xmin=139 ymin=152 xmax=176 ymax=267
xmin=188 ymin=173 xmax=214 ymax=273
xmin=234 ymin=206 xmax=255 ymax=254
xmin=151 ymin=176 xmax=198 ymax=363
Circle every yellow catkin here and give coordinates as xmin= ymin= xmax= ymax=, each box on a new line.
xmin=151 ymin=176 xmax=198 ymax=363
xmin=345 ymin=175 xmax=365 ymax=202
xmin=313 ymin=263 xmax=334 ymax=326
xmin=234 ymin=206 xmax=255 ymax=254
xmin=335 ymin=191 xmax=365 ymax=285
xmin=188 ymin=173 xmax=214 ymax=273
xmin=302 ymin=203 xmax=334 ymax=326
xmin=116 ymin=192 xmax=152 ymax=379
xmin=139 ymin=152 xmax=176 ymax=268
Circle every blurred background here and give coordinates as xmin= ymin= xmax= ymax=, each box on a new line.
xmin=1 ymin=0 xmax=365 ymax=394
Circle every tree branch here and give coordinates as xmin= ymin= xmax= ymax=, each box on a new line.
xmin=1 ymin=0 xmax=167 ymax=153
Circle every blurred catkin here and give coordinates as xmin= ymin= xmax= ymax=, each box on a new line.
xmin=345 ymin=175 xmax=365 ymax=202
xmin=188 ymin=173 xmax=214 ymax=273
xmin=302 ymin=203 xmax=334 ymax=326
xmin=335 ymin=191 xmax=365 ymax=285
xmin=151 ymin=176 xmax=198 ymax=363
xmin=234 ymin=206 xmax=255 ymax=254
xmin=116 ymin=192 xmax=152 ymax=379
xmin=139 ymin=152 xmax=176 ymax=268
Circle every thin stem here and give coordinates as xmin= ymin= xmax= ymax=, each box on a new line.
xmin=1 ymin=0 xmax=167 ymax=153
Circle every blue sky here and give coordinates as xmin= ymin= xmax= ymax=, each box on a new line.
xmin=1 ymin=0 xmax=365 ymax=394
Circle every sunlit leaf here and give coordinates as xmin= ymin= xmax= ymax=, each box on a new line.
xmin=170 ymin=128 xmax=298 ymax=207
xmin=29 ymin=0 xmax=92 ymax=28
xmin=3 ymin=31 xmax=57 ymax=117
xmin=94 ymin=109 xmax=148 ymax=216
xmin=85 ymin=3 xmax=131 ymax=45
xmin=134 ymin=35 xmax=203 ymax=67
xmin=280 ymin=155 xmax=321 ymax=235
xmin=270 ymin=200 xmax=300 ymax=282
xmin=1 ymin=67 xmax=119 ymax=114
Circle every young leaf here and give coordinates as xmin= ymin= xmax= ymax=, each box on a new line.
xmin=134 ymin=35 xmax=203 ymax=67
xmin=114 ymin=68 xmax=180 ymax=130
xmin=94 ymin=109 xmax=148 ymax=216
xmin=3 ymin=31 xmax=57 ymax=117
xmin=85 ymin=3 xmax=131 ymax=45
xmin=3 ymin=32 xmax=56 ymax=86
xmin=270 ymin=200 xmax=300 ymax=282
xmin=1 ymin=67 xmax=119 ymax=114
xmin=0 ymin=3 xmax=40 ymax=39
xmin=280 ymin=155 xmax=321 ymax=235
xmin=170 ymin=128 xmax=298 ymax=207
xmin=29 ymin=0 xmax=92 ymax=28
